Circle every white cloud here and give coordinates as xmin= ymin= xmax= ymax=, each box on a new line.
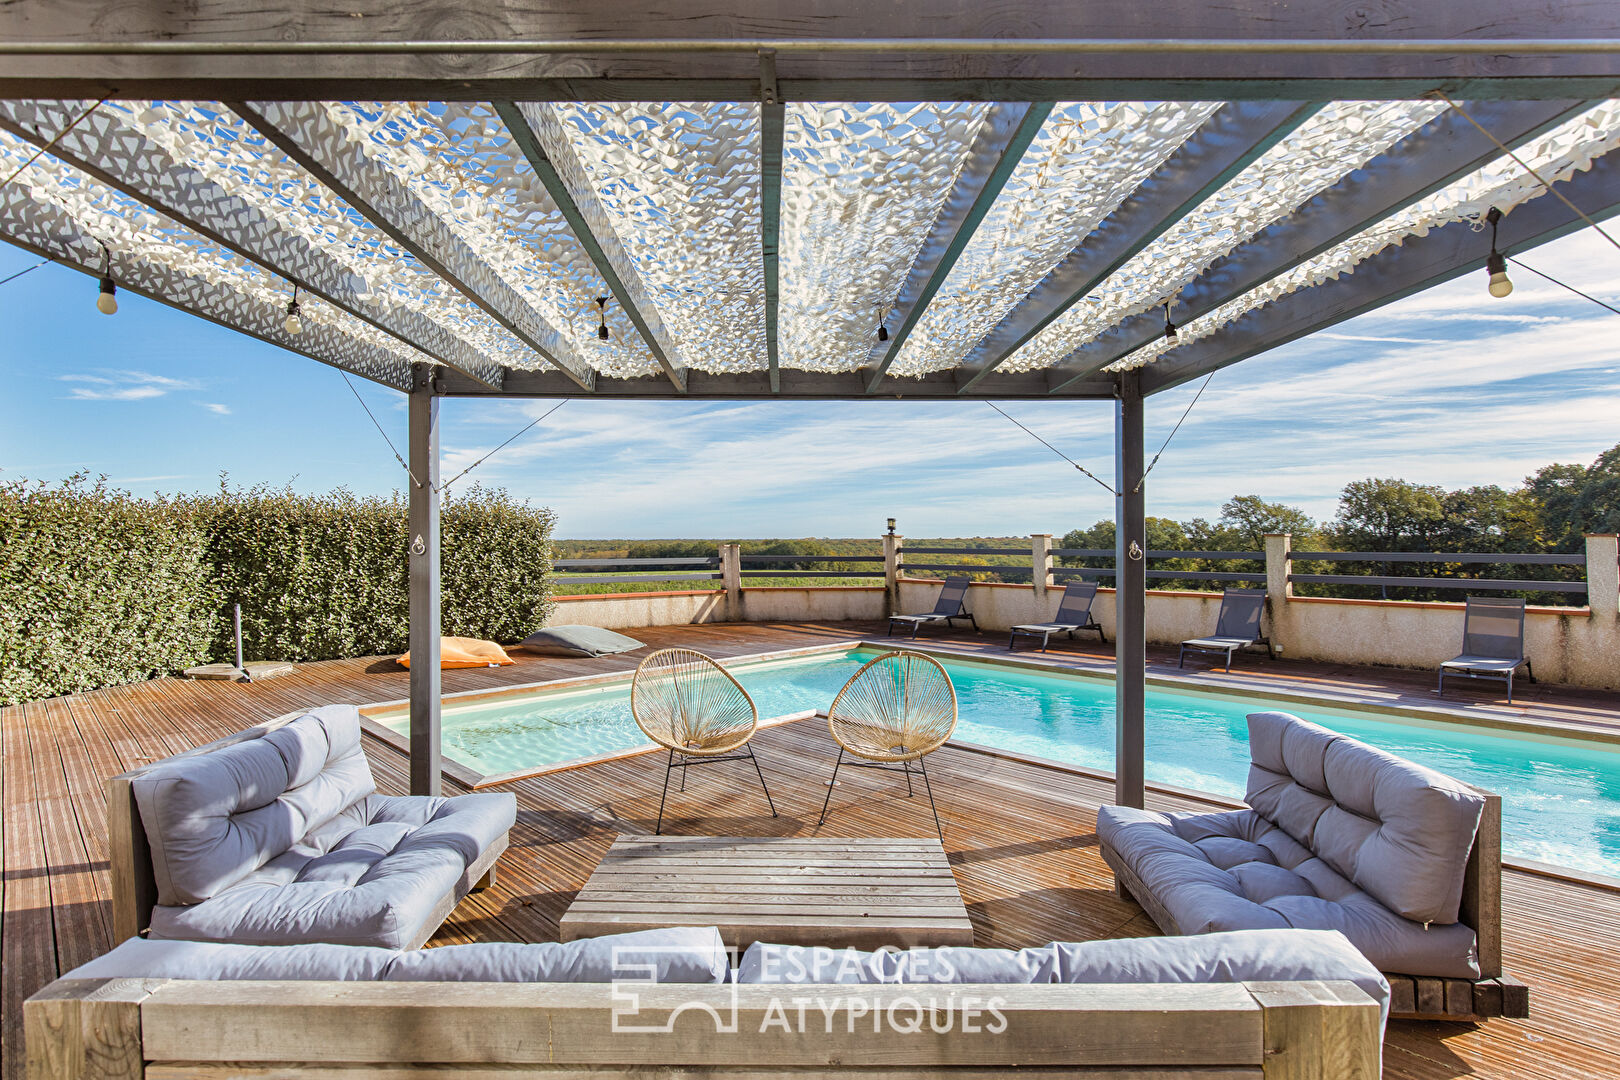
xmin=198 ymin=402 xmax=231 ymax=415
xmin=60 ymin=371 xmax=200 ymax=401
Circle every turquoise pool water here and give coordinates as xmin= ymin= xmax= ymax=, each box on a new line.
xmin=378 ymin=647 xmax=1620 ymax=878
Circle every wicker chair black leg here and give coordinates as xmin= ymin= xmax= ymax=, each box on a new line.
xmin=654 ymin=748 xmax=675 ymax=835
xmin=918 ymin=756 xmax=944 ymax=842
xmin=817 ymin=748 xmax=845 ymax=826
xmin=747 ymin=744 xmax=778 ymax=817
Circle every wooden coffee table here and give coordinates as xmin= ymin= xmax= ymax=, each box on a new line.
xmin=559 ymin=834 xmax=975 ymax=950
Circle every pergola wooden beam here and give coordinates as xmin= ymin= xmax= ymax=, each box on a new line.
xmin=1046 ymin=97 xmax=1593 ymax=392
xmin=760 ymin=56 xmax=784 ymax=394
xmin=863 ymin=102 xmax=1053 ymax=393
xmin=494 ymin=101 xmax=688 ymax=392
xmin=1 ymin=1 xmax=1618 ymax=101
xmin=0 ymin=185 xmax=416 ymax=390
xmin=0 ymin=99 xmax=508 ymax=390
xmin=1137 ymin=147 xmax=1620 ymax=395
xmin=438 ymin=366 xmax=1117 ymax=400
xmin=231 ymin=100 xmax=595 ymax=390
xmin=951 ymin=99 xmax=1318 ymax=394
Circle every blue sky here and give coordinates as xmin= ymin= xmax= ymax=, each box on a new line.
xmin=2 ymin=227 xmax=1617 ymax=539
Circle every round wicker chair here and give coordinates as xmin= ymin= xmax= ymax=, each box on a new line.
xmin=817 ymin=650 xmax=957 ymax=839
xmin=631 ymin=648 xmax=777 ymax=833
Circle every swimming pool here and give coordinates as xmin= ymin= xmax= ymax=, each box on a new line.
xmin=370 ymin=645 xmax=1620 ymax=878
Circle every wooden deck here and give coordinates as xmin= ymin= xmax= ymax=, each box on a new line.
xmin=4 ymin=619 xmax=1618 ymax=1080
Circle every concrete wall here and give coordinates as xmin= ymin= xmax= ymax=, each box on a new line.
xmin=736 ymin=586 xmax=886 ymax=623
xmin=550 ymin=590 xmax=725 ymax=629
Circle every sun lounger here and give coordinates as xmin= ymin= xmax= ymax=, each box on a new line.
xmin=887 ymin=575 xmax=978 ymax=638
xmin=1179 ymin=588 xmax=1269 ymax=669
xmin=1438 ymin=595 xmax=1534 ymax=703
xmin=1008 ymin=581 xmax=1105 ymax=650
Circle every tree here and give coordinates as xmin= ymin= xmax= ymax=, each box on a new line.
xmin=1435 ymin=485 xmax=1538 ymax=553
xmin=1215 ymin=495 xmax=1315 ymax=549
xmin=1331 ymin=478 xmax=1445 ymax=551
xmin=1527 ymin=442 xmax=1620 ymax=551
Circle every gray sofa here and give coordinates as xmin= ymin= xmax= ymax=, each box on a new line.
xmin=34 ymin=926 xmax=1387 ymax=1080
xmin=1099 ymin=711 xmax=1500 ymax=992
xmin=107 ymin=704 xmax=516 ymax=949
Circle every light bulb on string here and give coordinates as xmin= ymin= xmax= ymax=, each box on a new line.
xmin=95 ymin=242 xmax=117 ymax=315
xmin=1485 ymin=207 xmax=1513 ymax=298
xmin=595 ymin=297 xmax=610 ymax=341
xmin=1162 ymin=300 xmax=1178 ymax=341
xmin=284 ymin=283 xmax=302 ymax=335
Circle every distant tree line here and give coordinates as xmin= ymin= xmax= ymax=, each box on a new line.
xmin=1060 ymin=441 xmax=1620 ymax=604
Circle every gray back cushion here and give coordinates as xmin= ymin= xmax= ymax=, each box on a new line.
xmin=132 ymin=705 xmax=376 ymax=906
xmin=385 ymin=927 xmax=729 ymax=984
xmin=1245 ymin=711 xmax=1485 ymax=926
xmin=738 ymin=930 xmax=1387 ymax=1023
xmin=518 ymin=625 xmax=645 ymax=657
xmin=67 ymin=927 xmax=730 ymax=985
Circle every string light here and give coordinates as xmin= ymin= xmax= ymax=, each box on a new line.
xmin=594 ymin=296 xmax=610 ymax=341
xmin=1485 ymin=206 xmax=1513 ymax=298
xmin=95 ymin=242 xmax=117 ymax=315
xmin=1162 ymin=300 xmax=1178 ymax=340
xmin=283 ymin=283 xmax=302 ymax=335
xmin=876 ymin=306 xmax=889 ymax=342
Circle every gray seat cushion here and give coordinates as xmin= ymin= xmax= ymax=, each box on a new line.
xmin=1440 ymin=655 xmax=1523 ymax=671
xmin=149 ymin=790 xmax=517 ymax=949
xmin=1246 ymin=711 xmax=1485 ymax=926
xmin=740 ymin=929 xmax=1387 ymax=1024
xmin=518 ymin=625 xmax=645 ymax=657
xmin=69 ymin=927 xmax=730 ymax=984
xmin=1183 ymin=636 xmax=1256 ymax=649
xmin=132 ymin=705 xmax=376 ymax=906
xmin=1098 ymin=804 xmax=1479 ymax=979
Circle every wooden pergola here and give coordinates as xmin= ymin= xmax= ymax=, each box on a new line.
xmin=2 ymin=1 xmax=1617 ymax=807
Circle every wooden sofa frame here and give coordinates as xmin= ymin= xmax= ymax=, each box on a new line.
xmin=105 ymin=710 xmax=505 ymax=948
xmin=1104 ymin=785 xmax=1529 ymax=1022
xmin=26 ymin=976 xmax=1381 ymax=1080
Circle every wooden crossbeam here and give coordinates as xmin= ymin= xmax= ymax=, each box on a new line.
xmin=0 ymin=185 xmax=415 ymax=390
xmin=231 ymin=100 xmax=596 ymax=390
xmin=951 ymin=100 xmax=1318 ymax=394
xmin=1045 ymin=98 xmax=1592 ymax=392
xmin=494 ymin=101 xmax=688 ymax=392
xmin=1137 ymin=146 xmax=1620 ymax=394
xmin=863 ymin=102 xmax=1053 ymax=393
xmin=0 ymin=99 xmax=507 ymax=390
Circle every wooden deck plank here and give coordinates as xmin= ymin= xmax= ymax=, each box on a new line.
xmin=1 ymin=619 xmax=1618 ymax=1080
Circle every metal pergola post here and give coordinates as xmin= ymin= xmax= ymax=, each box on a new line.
xmin=1114 ymin=370 xmax=1147 ymax=809
xmin=408 ymin=362 xmax=442 ymax=797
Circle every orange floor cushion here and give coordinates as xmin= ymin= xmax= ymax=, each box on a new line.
xmin=397 ymin=636 xmax=515 ymax=669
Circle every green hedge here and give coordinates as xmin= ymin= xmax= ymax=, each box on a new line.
xmin=0 ymin=475 xmax=218 ymax=706
xmin=0 ymin=476 xmax=555 ymax=707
